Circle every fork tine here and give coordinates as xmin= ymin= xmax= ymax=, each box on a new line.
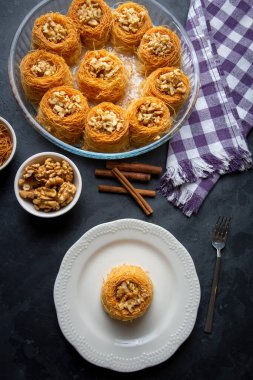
xmin=216 ymin=216 xmax=222 ymax=227
xmin=220 ymin=216 xmax=226 ymax=229
xmin=213 ymin=216 xmax=221 ymax=235
xmin=222 ymin=217 xmax=231 ymax=233
xmin=213 ymin=216 xmax=231 ymax=240
xmin=224 ymin=217 xmax=231 ymax=230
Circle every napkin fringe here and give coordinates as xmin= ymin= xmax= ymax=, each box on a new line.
xmin=159 ymin=146 xmax=252 ymax=194
xmin=166 ymin=188 xmax=203 ymax=217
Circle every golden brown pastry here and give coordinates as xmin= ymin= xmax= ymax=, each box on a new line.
xmin=67 ymin=0 xmax=112 ymax=48
xmin=37 ymin=86 xmax=89 ymax=144
xmin=20 ymin=50 xmax=73 ymax=104
xmin=137 ymin=26 xmax=181 ymax=74
xmin=111 ymin=2 xmax=152 ymax=53
xmin=32 ymin=13 xmax=81 ymax=66
xmin=84 ymin=102 xmax=129 ymax=153
xmin=127 ymin=96 xmax=171 ymax=147
xmin=77 ymin=49 xmax=127 ymax=103
xmin=142 ymin=67 xmax=191 ymax=114
xmin=101 ymin=264 xmax=153 ymax=322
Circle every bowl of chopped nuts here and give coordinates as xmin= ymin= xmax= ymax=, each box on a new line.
xmin=0 ymin=117 xmax=17 ymax=171
xmin=14 ymin=152 xmax=82 ymax=217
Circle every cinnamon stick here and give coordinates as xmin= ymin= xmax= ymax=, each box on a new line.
xmin=111 ymin=168 xmax=153 ymax=216
xmin=106 ymin=161 xmax=162 ymax=175
xmin=95 ymin=169 xmax=151 ymax=182
xmin=98 ymin=185 xmax=156 ymax=198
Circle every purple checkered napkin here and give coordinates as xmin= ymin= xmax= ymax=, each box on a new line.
xmin=159 ymin=0 xmax=253 ymax=216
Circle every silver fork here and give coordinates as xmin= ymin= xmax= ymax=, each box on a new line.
xmin=204 ymin=216 xmax=231 ymax=334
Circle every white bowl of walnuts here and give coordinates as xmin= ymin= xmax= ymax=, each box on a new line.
xmin=14 ymin=152 xmax=82 ymax=217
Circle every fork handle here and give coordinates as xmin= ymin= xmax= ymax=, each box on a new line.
xmin=204 ymin=256 xmax=221 ymax=334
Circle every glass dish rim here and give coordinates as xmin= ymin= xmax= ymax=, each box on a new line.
xmin=8 ymin=0 xmax=200 ymax=160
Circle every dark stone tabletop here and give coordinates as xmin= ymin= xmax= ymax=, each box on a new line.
xmin=0 ymin=1 xmax=253 ymax=379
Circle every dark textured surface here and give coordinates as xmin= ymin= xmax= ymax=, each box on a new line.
xmin=1 ymin=1 xmax=253 ymax=379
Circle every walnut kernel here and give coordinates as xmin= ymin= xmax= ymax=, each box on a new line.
xmin=88 ymin=109 xmax=123 ymax=133
xmin=48 ymin=91 xmax=82 ymax=117
xmin=77 ymin=0 xmax=102 ymax=26
xmin=116 ymin=280 xmax=146 ymax=313
xmin=114 ymin=7 xmax=145 ymax=33
xmin=19 ymin=158 xmax=76 ymax=212
xmin=42 ymin=18 xmax=68 ymax=43
xmin=157 ymin=69 xmax=186 ymax=95
xmin=144 ymin=32 xmax=172 ymax=56
xmin=31 ymin=60 xmax=57 ymax=77
xmin=137 ymin=100 xmax=164 ymax=127
xmin=89 ymin=55 xmax=120 ymax=79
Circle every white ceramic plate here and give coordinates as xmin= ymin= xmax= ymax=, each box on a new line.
xmin=54 ymin=219 xmax=200 ymax=372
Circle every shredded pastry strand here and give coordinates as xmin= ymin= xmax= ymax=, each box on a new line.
xmin=137 ymin=26 xmax=181 ymax=74
xmin=20 ymin=50 xmax=74 ymax=104
xmin=101 ymin=264 xmax=153 ymax=322
xmin=32 ymin=12 xmax=81 ymax=66
xmin=127 ymin=96 xmax=171 ymax=147
xmin=37 ymin=85 xmax=89 ymax=144
xmin=77 ymin=49 xmax=127 ymax=103
xmin=142 ymin=67 xmax=191 ymax=114
xmin=67 ymin=0 xmax=112 ymax=48
xmin=84 ymin=102 xmax=129 ymax=153
xmin=0 ymin=123 xmax=13 ymax=167
xmin=111 ymin=2 xmax=153 ymax=53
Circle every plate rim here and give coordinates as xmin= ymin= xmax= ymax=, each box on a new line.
xmin=54 ymin=219 xmax=201 ymax=372
xmin=8 ymin=0 xmax=200 ymax=160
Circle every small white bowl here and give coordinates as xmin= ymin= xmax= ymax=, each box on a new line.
xmin=14 ymin=152 xmax=82 ymax=218
xmin=0 ymin=117 xmax=17 ymax=171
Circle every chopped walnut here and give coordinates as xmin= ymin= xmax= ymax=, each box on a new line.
xmin=42 ymin=17 xmax=68 ymax=43
xmin=88 ymin=55 xmax=120 ymax=79
xmin=19 ymin=158 xmax=76 ymax=212
xmin=19 ymin=190 xmax=36 ymax=200
xmin=144 ymin=32 xmax=172 ymax=56
xmin=88 ymin=109 xmax=123 ymax=133
xmin=116 ymin=280 xmax=146 ymax=313
xmin=31 ymin=60 xmax=57 ymax=77
xmin=77 ymin=0 xmax=102 ymax=26
xmin=48 ymin=91 xmax=82 ymax=117
xmin=58 ymin=182 xmax=76 ymax=206
xmin=114 ymin=7 xmax=145 ymax=33
xmin=157 ymin=69 xmax=186 ymax=95
xmin=33 ymin=187 xmax=60 ymax=211
xmin=22 ymin=158 xmax=73 ymax=183
xmin=137 ymin=100 xmax=164 ymax=127
xmin=18 ymin=177 xmax=40 ymax=191
xmin=45 ymin=176 xmax=64 ymax=187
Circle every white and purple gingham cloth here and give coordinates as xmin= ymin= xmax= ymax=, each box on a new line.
xmin=159 ymin=0 xmax=253 ymax=216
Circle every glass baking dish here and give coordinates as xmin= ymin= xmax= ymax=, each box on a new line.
xmin=9 ymin=0 xmax=199 ymax=159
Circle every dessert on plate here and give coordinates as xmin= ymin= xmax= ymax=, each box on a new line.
xmin=101 ymin=264 xmax=153 ymax=322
